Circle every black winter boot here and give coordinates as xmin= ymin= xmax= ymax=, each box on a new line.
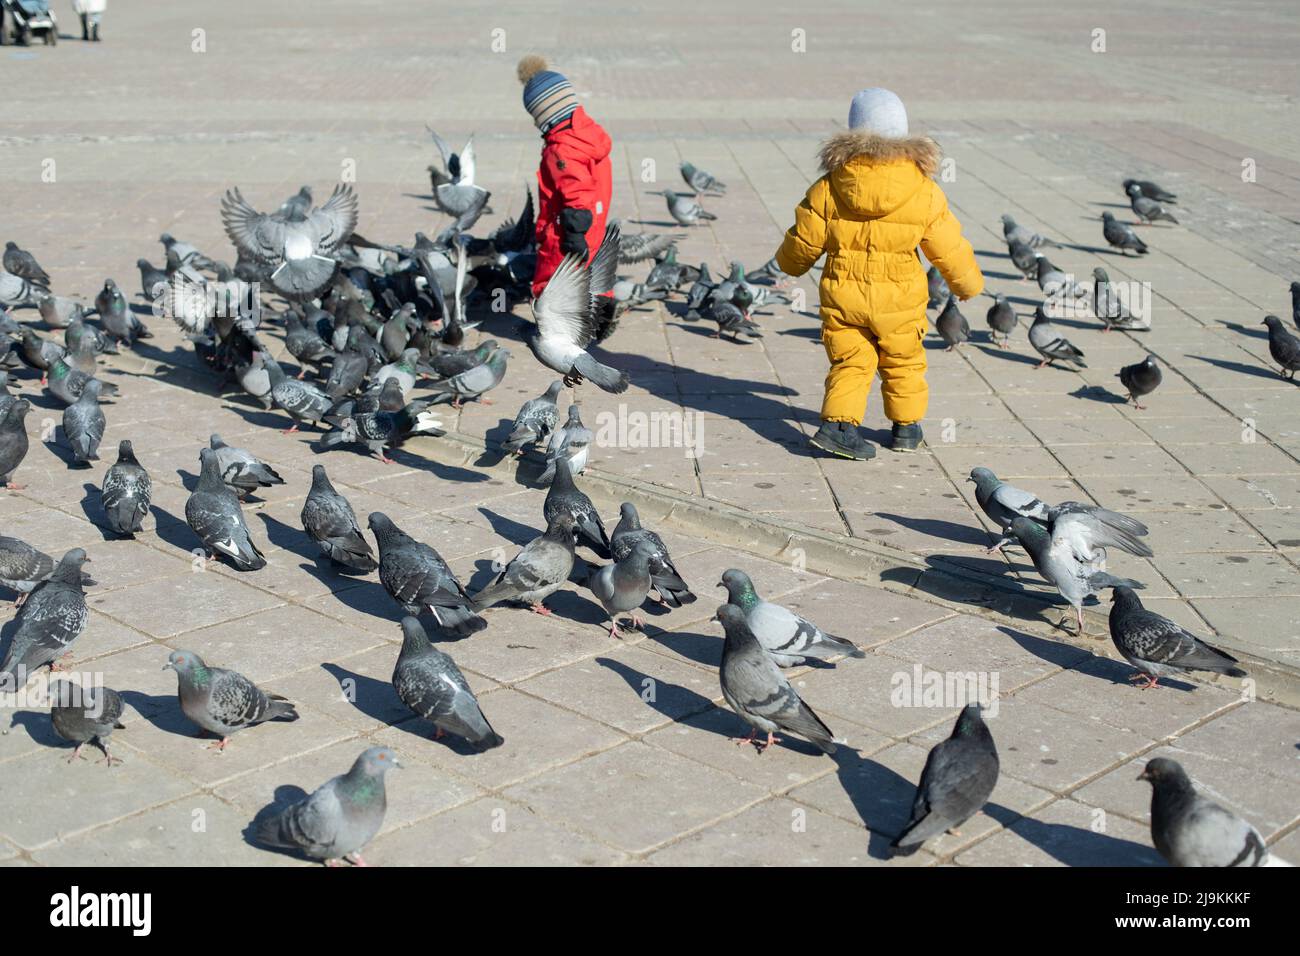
xmin=810 ymin=421 xmax=875 ymax=460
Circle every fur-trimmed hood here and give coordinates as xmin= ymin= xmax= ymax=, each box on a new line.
xmin=817 ymin=131 xmax=941 ymax=218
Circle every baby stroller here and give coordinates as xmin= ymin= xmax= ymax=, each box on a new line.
xmin=0 ymin=0 xmax=59 ymax=45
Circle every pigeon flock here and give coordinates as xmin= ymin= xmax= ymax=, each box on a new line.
xmin=0 ymin=150 xmax=1289 ymax=869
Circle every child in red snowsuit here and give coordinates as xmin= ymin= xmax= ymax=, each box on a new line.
xmin=517 ymin=55 xmax=613 ymax=298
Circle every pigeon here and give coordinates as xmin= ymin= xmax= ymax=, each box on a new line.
xmin=278 ymin=185 xmax=314 ymax=220
xmin=889 ymin=704 xmax=999 ymax=856
xmin=501 ymin=380 xmax=563 ymax=455
xmin=1127 ymin=184 xmax=1178 ymax=225
xmin=4 ymin=242 xmax=51 ymax=286
xmin=256 ymin=746 xmax=400 ymax=866
xmin=368 ymin=512 xmax=485 ymax=636
xmin=1139 ymin=758 xmax=1290 ymax=867
xmin=471 ymin=512 xmax=576 ymax=615
xmin=300 ymin=464 xmax=376 ymax=571
xmin=375 ymin=347 xmax=422 ymax=396
xmin=265 ymin=356 xmax=332 ymax=431
xmin=284 ymin=309 xmax=336 ymax=376
xmin=0 ymin=270 xmax=41 ymax=308
xmin=137 ymin=258 xmax=170 ymax=300
xmin=0 ymin=549 xmax=91 ymax=688
xmin=716 ymin=604 xmax=839 ymax=754
xmin=0 ymin=535 xmax=59 ymax=603
xmin=320 ymin=400 xmax=444 ymax=462
xmin=1035 ymin=256 xmax=1087 ymax=300
xmin=18 ymin=329 xmax=65 ymax=384
xmin=1008 ymin=239 xmax=1038 ymax=279
xmin=1109 ymin=587 xmax=1246 ymax=688
xmin=160 ymin=234 xmax=215 ymax=271
xmin=935 ymin=295 xmax=970 ymax=350
xmin=64 ymin=312 xmax=116 ymax=357
xmin=589 ymin=539 xmax=657 ymax=638
xmin=611 ymin=503 xmax=695 ymax=608
xmin=1009 ymin=515 xmax=1143 ymax=634
xmin=49 ymin=680 xmax=126 ymax=766
xmin=1262 ymin=315 xmax=1300 ymax=380
xmin=38 ymin=294 xmax=87 ymax=329
xmin=1028 ymin=305 xmax=1086 ymax=369
xmin=427 ymin=346 xmax=510 ymax=407
xmin=528 ymin=230 xmax=630 ymax=394
xmin=427 ymin=131 xmax=490 ymax=221
xmin=680 ymin=161 xmax=726 ymax=195
xmin=164 ymin=649 xmax=298 ymax=751
xmin=985 ymin=294 xmax=1017 ymax=347
xmin=1001 ymin=215 xmax=1060 ymax=249
xmin=323 ymin=347 xmax=369 ymax=399
xmin=616 ymin=229 xmax=676 ymax=265
xmin=100 ymin=440 xmax=152 ymax=536
xmin=0 ymin=398 xmax=30 ymax=489
xmin=185 ymin=447 xmax=267 ymax=571
xmin=1102 ymin=212 xmax=1149 ymax=255
xmin=1123 ymin=179 xmax=1177 ymax=205
xmin=61 ymin=378 xmax=105 ymax=465
xmin=46 ymin=354 xmax=117 ymax=406
xmin=393 ymin=617 xmax=503 ymax=748
xmin=538 ymin=402 xmax=592 ymax=485
xmin=1118 ymin=356 xmax=1162 ymax=409
xmin=1092 ymin=267 xmax=1148 ymax=331
xmin=718 ymin=568 xmax=860 ymax=666
xmin=543 ymin=457 xmax=610 ymax=558
xmin=94 ymin=279 xmax=151 ymax=345
xmin=746 ymin=257 xmax=791 ymax=286
xmin=208 ymin=434 xmax=284 ymax=496
xmin=927 ymin=266 xmax=951 ymax=310
xmin=664 ymin=189 xmax=716 ymax=226
xmin=708 ymin=295 xmax=762 ymax=341
xmin=684 ymin=264 xmax=716 ymax=318
xmin=1290 ymin=281 xmax=1300 ymax=332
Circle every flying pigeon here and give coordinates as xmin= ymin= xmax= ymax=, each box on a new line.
xmin=680 ymin=161 xmax=726 ymax=195
xmin=543 ymin=456 xmax=610 ymax=558
xmin=185 ymin=447 xmax=267 ymax=571
xmin=1028 ymin=305 xmax=1086 ymax=369
xmin=589 ymin=538 xmax=657 ymax=638
xmin=1262 ymin=315 xmax=1300 ymax=380
xmin=1109 ymin=587 xmax=1246 ymax=688
xmin=61 ymin=378 xmax=105 ymax=465
xmin=164 ymin=649 xmax=298 ymax=751
xmin=1118 ymin=356 xmax=1162 ymax=409
xmin=1127 ymin=184 xmax=1178 ymax=225
xmin=49 ymin=680 xmax=126 ymax=766
xmin=616 ymin=229 xmax=676 ymax=265
xmin=664 ymin=189 xmax=716 ymax=226
xmin=936 ymin=295 xmax=970 ymax=350
xmin=427 ymin=131 xmax=490 ymax=221
xmin=1122 ymin=179 xmax=1177 ymax=204
xmin=611 ymin=503 xmax=695 ymax=608
xmin=368 ymin=512 xmax=485 ymax=636
xmin=300 ymin=464 xmax=376 ymax=571
xmin=985 ymin=294 xmax=1017 ymax=347
xmin=471 ymin=512 xmax=575 ymax=615
xmin=502 ymin=380 xmax=563 ymax=455
xmin=392 ymin=617 xmax=504 ymax=748
xmin=718 ymin=568 xmax=861 ymax=666
xmin=0 ymin=549 xmax=91 ymax=688
xmin=0 ymin=398 xmax=30 ymax=490
xmin=537 ymin=402 xmax=592 ymax=485
xmin=1102 ymin=212 xmax=1149 ymax=255
xmin=101 ymin=440 xmax=152 ymax=536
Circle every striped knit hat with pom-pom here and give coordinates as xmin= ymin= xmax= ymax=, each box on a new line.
xmin=517 ymin=55 xmax=578 ymax=133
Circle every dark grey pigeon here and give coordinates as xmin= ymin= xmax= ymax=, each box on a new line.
xmin=1262 ymin=315 xmax=1300 ymax=380
xmin=680 ymin=161 xmax=726 ymax=195
xmin=4 ymin=241 xmax=51 ymax=286
xmin=709 ymin=298 xmax=762 ymax=341
xmin=1008 ymin=239 xmax=1038 ymax=279
xmin=1001 ymin=215 xmax=1060 ymax=250
xmin=589 ymin=538 xmax=657 ymax=638
xmin=890 ymin=704 xmax=999 ymax=857
xmin=611 ymin=503 xmax=695 ymax=608
xmin=368 ymin=512 xmax=485 ymax=636
xmin=1118 ymin=356 xmax=1162 ymax=408
xmin=284 ymin=309 xmax=336 ymax=375
xmin=0 ymin=549 xmax=91 ymax=689
xmin=165 ymin=649 xmax=298 ymax=751
xmin=471 ymin=512 xmax=575 ymax=614
xmin=18 ymin=329 xmax=65 ymax=384
xmin=685 ymin=264 xmax=715 ymax=318
xmin=101 ymin=440 xmax=152 ymax=536
xmin=936 ymin=295 xmax=970 ymax=350
xmin=985 ymin=294 xmax=1017 ymax=347
xmin=926 ymin=265 xmax=950 ymax=309
xmin=664 ymin=189 xmax=717 ymax=226
xmin=62 ymin=379 xmax=105 ymax=465
xmin=1126 ymin=184 xmax=1178 ymax=225
xmin=1122 ymin=179 xmax=1177 ymax=204
xmin=265 ymin=355 xmax=332 ymax=431
xmin=256 ymin=745 xmax=399 ymax=866
xmin=0 ymin=398 xmax=31 ymax=490
xmin=324 ymin=347 xmax=368 ymax=399
xmin=137 ymin=258 xmax=169 ymax=301
xmin=423 ymin=340 xmax=495 ymax=383
xmin=185 ymin=447 xmax=267 ymax=571
xmin=392 ymin=617 xmax=504 ymax=749
xmin=1029 ymin=306 xmax=1086 ymax=369
xmin=1035 ymin=256 xmax=1087 ymax=299
xmin=50 ymin=680 xmax=126 ymax=766
xmin=208 ymin=434 xmax=283 ymax=495
xmin=300 ymin=464 xmax=376 ymax=572
xmin=716 ymin=604 xmax=839 ymax=754
xmin=1102 ymin=212 xmax=1149 ymax=255
xmin=1093 ymin=268 xmax=1149 ymax=331
xmin=1109 ymin=587 xmax=1246 ymax=688
xmin=501 ymin=380 xmax=563 ymax=454
xmin=1139 ymin=758 xmax=1290 ymax=867
xmin=94 ymin=279 xmax=151 ymax=345
xmin=0 ymin=535 xmax=92 ymax=603
xmin=719 ymin=568 xmax=861 ymax=667
xmin=319 ymin=400 xmax=443 ymax=462
xmin=543 ymin=457 xmax=610 ymax=558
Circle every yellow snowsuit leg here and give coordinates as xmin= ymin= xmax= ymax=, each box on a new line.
xmin=820 ymin=309 xmax=928 ymax=426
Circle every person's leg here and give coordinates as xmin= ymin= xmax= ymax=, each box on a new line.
xmin=811 ymin=310 xmax=878 ymax=459
xmin=876 ymin=314 xmax=929 ymax=451
xmin=80 ymin=12 xmax=89 ymax=40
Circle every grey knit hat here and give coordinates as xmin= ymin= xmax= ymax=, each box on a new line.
xmin=847 ymin=88 xmax=909 ymax=137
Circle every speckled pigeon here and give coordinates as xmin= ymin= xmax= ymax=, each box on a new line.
xmin=543 ymin=456 xmax=610 ymax=558
xmin=611 ymin=503 xmax=695 ymax=608
xmin=0 ymin=548 xmax=91 ymax=688
xmin=320 ymin=400 xmax=443 ymax=462
xmin=537 ymin=402 xmax=592 ymax=485
xmin=502 ymin=380 xmax=563 ymax=455
xmin=1109 ymin=587 xmax=1245 ymax=688
xmin=393 ymin=617 xmax=503 ymax=748
xmin=208 ymin=434 xmax=283 ymax=495
xmin=62 ymin=378 xmax=105 ymax=465
xmin=0 ymin=535 xmax=93 ymax=604
xmin=50 ymin=680 xmax=126 ymax=766
xmin=300 ymin=464 xmax=376 ymax=572
xmin=185 ymin=447 xmax=267 ymax=571
xmin=368 ymin=512 xmax=485 ymax=636
xmin=101 ymin=439 xmax=152 ymax=536
xmin=719 ymin=568 xmax=861 ymax=666
xmin=164 ymin=649 xmax=298 ymax=750
xmin=266 ymin=355 xmax=332 ymax=431
xmin=471 ymin=512 xmax=575 ymax=615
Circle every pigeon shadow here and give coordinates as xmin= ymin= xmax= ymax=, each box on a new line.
xmin=647 ymin=626 xmax=722 ymax=669
xmin=1089 ymin=201 xmax=1131 ymax=209
xmin=243 ymin=784 xmax=312 ymax=860
xmin=1187 ymin=354 xmax=1279 ymax=382
xmin=319 ymin=662 xmax=411 ymax=727
xmin=5 ymin=709 xmax=64 ymax=750
xmin=1010 ymin=815 xmax=1163 ymax=866
xmin=256 ymin=514 xmax=372 ymax=584
xmin=1221 ymin=322 xmax=1269 ymax=341
xmin=994 ymin=625 xmax=1096 ymax=670
xmin=980 ymin=270 xmax=1024 ymax=282
xmin=77 ymin=481 xmax=121 ymax=540
xmin=830 ymin=747 xmax=925 ymax=859
xmin=875 ymin=512 xmax=991 ymax=548
xmin=593 ymin=657 xmax=716 ymax=725
xmin=1069 ymin=384 xmax=1129 ymax=405
xmin=973 ymin=344 xmax=1040 ymax=366
xmin=150 ymin=504 xmax=196 ymax=555
xmin=475 ymin=506 xmax=539 ymax=547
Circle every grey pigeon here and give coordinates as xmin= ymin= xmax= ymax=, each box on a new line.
xmin=284 ymin=309 xmax=336 ymax=375
xmin=612 ymin=503 xmax=695 ymax=608
xmin=94 ymin=278 xmax=151 ymax=345
xmin=1109 ymin=587 xmax=1246 ymax=688
xmin=324 ymin=347 xmax=369 ymax=399
xmin=1093 ymin=267 xmax=1149 ymax=331
xmin=1122 ymin=179 xmax=1177 ymax=204
xmin=160 ymin=233 xmax=215 ymax=270
xmin=1028 ymin=305 xmax=1086 ymax=369
xmin=745 ymin=257 xmax=792 ymax=286
xmin=208 ymin=434 xmax=283 ymax=496
xmin=719 ymin=568 xmax=860 ymax=666
xmin=1008 ymin=239 xmax=1038 ymax=279
xmin=38 ymin=294 xmax=87 ymax=329
xmin=319 ymin=400 xmax=443 ymax=462
xmin=1035 ymin=256 xmax=1087 ymax=300
xmin=64 ymin=313 xmax=117 ymax=357
xmin=18 ymin=329 xmax=65 ymax=383
xmin=50 ymin=680 xmax=126 ymax=766
xmin=0 ymin=535 xmax=93 ymax=603
xmin=278 ymin=185 xmax=314 ymax=220
xmin=501 ymin=380 xmax=563 ymax=454
xmin=1127 ymin=184 xmax=1178 ymax=225
xmin=185 ymin=447 xmax=267 ymax=571
xmin=0 ymin=549 xmax=91 ymax=688
xmin=889 ymin=704 xmax=999 ymax=856
xmin=101 ymin=440 xmax=152 ymax=536
xmin=709 ymin=297 xmax=762 ymax=341
xmin=374 ymin=347 xmax=421 ymax=395
xmin=423 ymin=339 xmax=495 ymax=383
xmin=62 ymin=379 xmax=105 ymax=465
xmin=680 ymin=161 xmax=726 ymax=195
xmin=716 ymin=604 xmax=839 ymax=754
xmin=985 ymin=294 xmax=1017 ymax=347
xmin=543 ymin=456 xmax=610 ymax=558
xmin=3 ymin=242 xmax=51 ymax=285
xmin=378 ymin=305 xmax=414 ymax=362
xmin=1262 ymin=315 xmax=1300 ymax=380
xmin=1010 ymin=515 xmax=1143 ymax=634
xmin=1102 ymin=212 xmax=1149 ymax=255
xmin=46 ymin=353 xmax=118 ymax=406
xmin=645 ymin=247 xmax=691 ymax=291
xmin=1139 ymin=758 xmax=1291 ymax=867
xmin=137 ymin=258 xmax=169 ymax=300
xmin=589 ymin=539 xmax=657 ymax=638
xmin=164 ymin=649 xmax=298 ymax=750
xmin=471 ymin=512 xmax=575 ymax=614
xmin=427 ymin=346 xmax=510 ymax=407
xmin=235 ymin=349 xmax=274 ymax=410
xmin=426 ymin=132 xmax=490 ymax=221
xmin=1001 ymin=215 xmax=1059 ymax=250
xmin=265 ymin=356 xmax=332 ymax=431
xmin=927 ymin=265 xmax=950 ymax=309
xmin=664 ymin=189 xmax=716 ymax=226
xmin=538 ymin=402 xmax=592 ymax=485
xmin=392 ymin=617 xmax=503 ymax=748
xmin=368 ymin=512 xmax=485 ymax=636
xmin=256 ymin=746 xmax=400 ymax=866
xmin=0 ymin=270 xmax=41 ymax=308
xmin=1118 ymin=356 xmax=1162 ymax=408
xmin=684 ymin=263 xmax=715 ymax=318
xmin=616 ymin=229 xmax=676 ymax=265
xmin=936 ymin=295 xmax=970 ymax=350
xmin=0 ymin=398 xmax=30 ymax=489
xmin=300 ymin=464 xmax=376 ymax=572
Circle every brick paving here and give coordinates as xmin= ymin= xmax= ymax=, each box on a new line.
xmin=0 ymin=0 xmax=1296 ymax=866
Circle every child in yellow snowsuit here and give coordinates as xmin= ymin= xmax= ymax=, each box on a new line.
xmin=776 ymin=88 xmax=983 ymax=459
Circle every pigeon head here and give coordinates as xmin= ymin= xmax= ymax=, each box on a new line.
xmin=663 ymin=189 xmax=678 ymax=203
xmin=310 ymin=463 xmax=335 ymax=491
xmin=713 ymin=603 xmax=745 ymax=627
xmin=1126 ymin=184 xmax=1142 ymax=197
xmin=163 ymin=649 xmax=207 ymax=677
xmin=136 ymin=258 xmax=151 ymax=269
xmin=1262 ymin=315 xmax=1282 ymax=330
xmin=1101 ymin=212 xmax=1115 ymax=224
xmin=967 ymin=466 xmax=999 ymax=490
xmin=1000 ymin=214 xmax=1015 ymax=228
xmin=209 ymin=434 xmax=228 ymax=450
xmin=353 ymin=746 xmax=402 ymax=777
xmin=617 ymin=502 xmax=641 ymax=528
xmin=1093 ymin=267 xmax=1109 ymax=280
xmin=1137 ymin=757 xmax=1190 ymax=788
xmin=566 ymin=403 xmax=583 ymax=424
xmin=398 ymin=616 xmax=432 ymax=654
xmin=1110 ymin=585 xmax=1144 ymax=609
xmin=3 ymin=399 xmax=31 ymax=427
xmin=1291 ymin=281 xmax=1300 ymax=294
xmin=367 ymin=512 xmax=404 ymax=545
xmin=4 ymin=241 xmax=15 ymax=252
xmin=160 ymin=233 xmax=175 ymax=245
xmin=545 ymin=509 xmax=577 ymax=539
xmin=102 ymin=279 xmax=118 ymax=292
xmin=1009 ymin=515 xmax=1046 ymax=544
xmin=80 ymin=379 xmax=103 ymax=401
xmin=718 ymin=568 xmax=757 ymax=608
xmin=52 ymin=548 xmax=90 ymax=583
xmin=117 ymin=440 xmax=138 ymax=463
